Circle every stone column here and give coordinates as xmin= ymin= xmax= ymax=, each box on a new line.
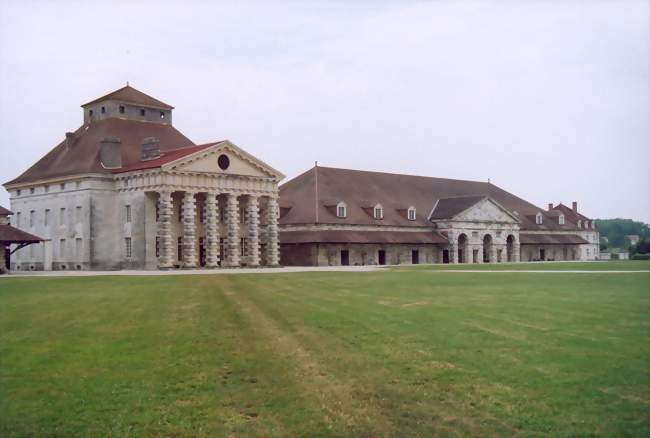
xmin=265 ymin=196 xmax=280 ymax=266
xmin=157 ymin=191 xmax=174 ymax=269
xmin=513 ymin=239 xmax=521 ymax=263
xmin=491 ymin=245 xmax=498 ymax=264
xmin=205 ymin=192 xmax=220 ymax=268
xmin=476 ymin=244 xmax=483 ymax=264
xmin=246 ymin=195 xmax=261 ymax=267
xmin=224 ymin=193 xmax=240 ymax=267
xmin=182 ymin=192 xmax=197 ymax=268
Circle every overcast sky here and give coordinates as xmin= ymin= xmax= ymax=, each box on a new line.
xmin=0 ymin=0 xmax=648 ymax=222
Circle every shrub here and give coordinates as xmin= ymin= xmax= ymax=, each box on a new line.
xmin=631 ymin=254 xmax=650 ymax=260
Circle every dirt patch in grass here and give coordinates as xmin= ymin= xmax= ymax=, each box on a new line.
xmin=222 ymin=289 xmax=395 ymax=436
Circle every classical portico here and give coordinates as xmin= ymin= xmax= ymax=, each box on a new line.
xmin=117 ymin=140 xmax=283 ymax=269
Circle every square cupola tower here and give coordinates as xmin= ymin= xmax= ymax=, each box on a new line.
xmin=81 ymin=85 xmax=174 ymax=125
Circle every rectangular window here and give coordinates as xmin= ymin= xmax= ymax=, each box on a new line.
xmin=16 ymin=189 xmax=21 ymax=196
xmin=160 ymin=111 xmax=165 ymax=119
xmin=30 ymin=187 xmax=35 ymax=194
xmin=75 ymin=238 xmax=82 ymax=258
xmin=76 ymin=181 xmax=81 ymax=189
xmin=44 ymin=185 xmax=49 ymax=193
xmin=119 ymin=105 xmax=125 ymax=114
xmin=408 ymin=209 xmax=416 ymax=220
xmin=125 ymin=237 xmax=132 ymax=258
xmin=59 ymin=207 xmax=65 ymax=224
xmin=199 ymin=204 xmax=205 ymax=223
xmin=178 ymin=205 xmax=183 ymax=222
xmin=337 ymin=206 xmax=346 ymax=218
xmin=30 ymin=243 xmax=34 ymax=258
xmin=219 ymin=207 xmax=225 ymax=223
xmin=60 ymin=183 xmax=65 ymax=190
xmin=75 ymin=206 xmax=82 ymax=223
xmin=140 ymin=109 xmax=146 ymax=116
xmin=156 ymin=236 xmax=160 ymax=258
xmin=101 ymin=106 xmax=106 ymax=114
xmin=16 ymin=212 xmax=21 ymax=227
xmin=177 ymin=237 xmax=183 ymax=261
xmin=125 ymin=205 xmax=132 ymax=223
xmin=374 ymin=207 xmax=383 ymax=219
xmin=89 ymin=109 xmax=93 ymax=117
xmin=44 ymin=209 xmax=50 ymax=226
xmin=60 ymin=238 xmax=66 ymax=257
xmin=240 ymin=206 xmax=246 ymax=224
xmin=29 ymin=210 xmax=35 ymax=227
xmin=240 ymin=237 xmax=247 ymax=257
xmin=155 ymin=202 xmax=160 ymax=222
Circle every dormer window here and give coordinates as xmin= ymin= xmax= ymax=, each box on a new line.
xmin=535 ymin=212 xmax=543 ymax=225
xmin=373 ymin=204 xmax=383 ymax=220
xmin=140 ymin=109 xmax=146 ymax=116
xmin=559 ymin=214 xmax=565 ymax=225
xmin=160 ymin=111 xmax=166 ymax=119
xmin=336 ymin=202 xmax=347 ymax=218
xmin=407 ymin=206 xmax=416 ymax=221
xmin=119 ymin=105 xmax=125 ymax=114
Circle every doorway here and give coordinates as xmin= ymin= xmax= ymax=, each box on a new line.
xmin=199 ymin=238 xmax=206 ymax=267
xmin=340 ymin=250 xmax=350 ymax=266
xmin=378 ymin=250 xmax=386 ymax=265
xmin=411 ymin=250 xmax=419 ymax=264
xmin=443 ymin=249 xmax=449 ymax=264
xmin=540 ymin=249 xmax=545 ymax=261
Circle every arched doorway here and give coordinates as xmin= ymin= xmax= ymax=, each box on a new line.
xmin=458 ymin=234 xmax=468 ymax=263
xmin=506 ymin=235 xmax=515 ymax=262
xmin=483 ymin=234 xmax=493 ymax=263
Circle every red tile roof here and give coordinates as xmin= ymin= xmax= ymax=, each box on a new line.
xmin=0 ymin=205 xmax=12 ymax=215
xmin=519 ymin=233 xmax=589 ymax=245
xmin=5 ymin=118 xmax=195 ymax=185
xmin=81 ymin=85 xmax=174 ymax=109
xmin=114 ymin=142 xmax=221 ymax=173
xmin=0 ymin=225 xmax=42 ymax=244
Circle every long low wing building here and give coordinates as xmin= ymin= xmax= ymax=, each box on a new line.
xmin=278 ymin=165 xmax=599 ymax=266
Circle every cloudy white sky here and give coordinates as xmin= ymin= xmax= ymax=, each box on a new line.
xmin=0 ymin=0 xmax=648 ymax=222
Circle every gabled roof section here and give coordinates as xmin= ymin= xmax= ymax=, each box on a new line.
xmin=162 ymin=140 xmax=285 ymax=180
xmin=429 ymin=195 xmax=486 ymax=220
xmin=0 ymin=205 xmax=13 ymax=215
xmin=81 ymin=85 xmax=174 ymax=110
xmin=279 ymin=166 xmax=553 ymax=229
xmin=5 ymin=118 xmax=194 ymax=185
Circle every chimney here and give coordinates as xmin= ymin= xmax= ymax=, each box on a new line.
xmin=572 ymin=201 xmax=578 ymax=213
xmin=548 ymin=203 xmax=553 ymax=211
xmin=65 ymin=132 xmax=77 ymax=149
xmin=141 ymin=137 xmax=161 ymax=161
xmin=100 ymin=137 xmax=122 ymax=169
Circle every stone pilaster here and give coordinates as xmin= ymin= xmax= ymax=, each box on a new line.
xmin=246 ymin=195 xmax=260 ymax=267
xmin=491 ymin=245 xmax=498 ymax=263
xmin=513 ymin=240 xmax=520 ymax=263
xmin=265 ymin=196 xmax=280 ymax=266
xmin=476 ymin=245 xmax=483 ymax=264
xmin=182 ymin=192 xmax=197 ymax=268
xmin=157 ymin=191 xmax=174 ymax=269
xmin=224 ymin=193 xmax=240 ymax=267
xmin=205 ymin=192 xmax=220 ymax=268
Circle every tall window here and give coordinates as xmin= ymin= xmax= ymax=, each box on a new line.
xmin=75 ymin=206 xmax=82 ymax=223
xmin=336 ymin=202 xmax=347 ymax=218
xmin=16 ymin=212 xmax=21 ymax=227
xmin=177 ymin=237 xmax=183 ymax=261
xmin=125 ymin=238 xmax=132 ymax=258
xmin=125 ymin=205 xmax=132 ymax=223
xmin=60 ymin=207 xmax=66 ymax=224
xmin=535 ymin=212 xmax=543 ymax=225
xmin=559 ymin=214 xmax=565 ymax=225
xmin=156 ymin=236 xmax=160 ymax=258
xmin=44 ymin=209 xmax=50 ymax=227
xmin=240 ymin=206 xmax=246 ymax=224
xmin=76 ymin=238 xmax=83 ymax=259
xmin=29 ymin=210 xmax=35 ymax=227
xmin=374 ymin=204 xmax=383 ymax=220
xmin=119 ymin=105 xmax=125 ymax=114
xmin=240 ymin=237 xmax=247 ymax=258
xmin=178 ymin=204 xmax=183 ymax=222
xmin=59 ymin=238 xmax=66 ymax=257
xmin=577 ymin=220 xmax=582 ymax=229
xmin=408 ymin=207 xmax=416 ymax=221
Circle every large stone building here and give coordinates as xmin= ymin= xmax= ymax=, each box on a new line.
xmin=279 ymin=166 xmax=599 ymax=266
xmin=4 ymin=86 xmax=283 ymax=271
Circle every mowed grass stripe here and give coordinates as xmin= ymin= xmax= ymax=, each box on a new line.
xmin=1 ymin=268 xmax=649 ymax=436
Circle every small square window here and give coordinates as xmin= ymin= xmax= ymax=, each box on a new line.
xmin=119 ymin=105 xmax=125 ymax=114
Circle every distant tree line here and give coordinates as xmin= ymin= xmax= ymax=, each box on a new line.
xmin=596 ymin=218 xmax=650 ymax=253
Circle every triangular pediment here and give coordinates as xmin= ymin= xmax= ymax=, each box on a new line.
xmin=163 ymin=140 xmax=284 ymax=180
xmin=451 ymin=198 xmax=519 ymax=223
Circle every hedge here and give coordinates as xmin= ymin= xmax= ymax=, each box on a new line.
xmin=631 ymin=254 xmax=650 ymax=260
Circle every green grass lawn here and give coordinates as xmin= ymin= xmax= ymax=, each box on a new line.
xmin=1 ymin=265 xmax=649 ymax=436
xmin=397 ymin=260 xmax=650 ymax=271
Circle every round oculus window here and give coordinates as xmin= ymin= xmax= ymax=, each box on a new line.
xmin=217 ymin=154 xmax=230 ymax=170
